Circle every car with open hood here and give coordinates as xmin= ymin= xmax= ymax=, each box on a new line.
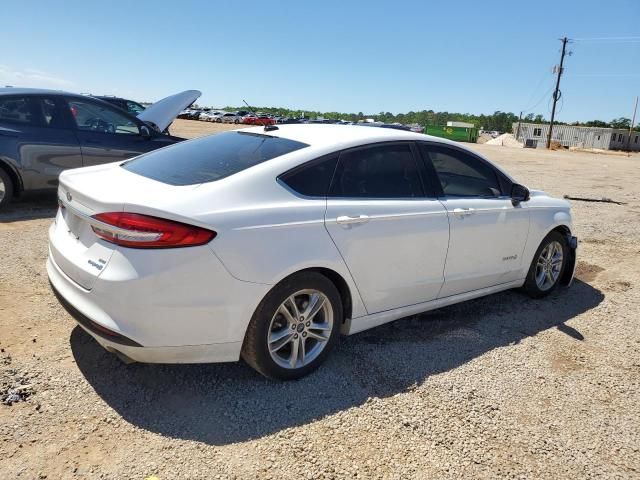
xmin=0 ymin=88 xmax=200 ymax=209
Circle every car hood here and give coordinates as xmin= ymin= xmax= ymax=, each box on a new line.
xmin=137 ymin=90 xmax=201 ymax=132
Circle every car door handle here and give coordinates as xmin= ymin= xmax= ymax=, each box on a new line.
xmin=453 ymin=208 xmax=475 ymax=217
xmin=336 ymin=215 xmax=370 ymax=225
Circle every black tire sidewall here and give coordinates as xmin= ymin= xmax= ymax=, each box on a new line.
xmin=0 ymin=168 xmax=14 ymax=209
xmin=242 ymin=272 xmax=343 ymax=380
xmin=524 ymin=231 xmax=568 ymax=298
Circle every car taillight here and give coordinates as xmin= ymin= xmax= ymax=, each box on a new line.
xmin=91 ymin=212 xmax=216 ymax=248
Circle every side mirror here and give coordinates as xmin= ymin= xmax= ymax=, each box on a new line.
xmin=511 ymin=183 xmax=530 ymax=206
xmin=140 ymin=125 xmax=152 ymax=139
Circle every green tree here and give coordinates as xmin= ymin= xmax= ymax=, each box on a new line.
xmin=610 ymin=117 xmax=631 ymax=129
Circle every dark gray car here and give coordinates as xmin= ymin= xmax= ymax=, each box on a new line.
xmin=0 ymin=88 xmax=198 ymax=209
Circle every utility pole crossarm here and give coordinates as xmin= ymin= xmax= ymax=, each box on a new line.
xmin=547 ymin=37 xmax=570 ymax=149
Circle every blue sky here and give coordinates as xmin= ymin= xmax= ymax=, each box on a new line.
xmin=2 ymin=0 xmax=638 ymax=122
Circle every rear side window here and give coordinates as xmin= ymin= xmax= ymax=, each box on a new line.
xmin=123 ymin=131 xmax=309 ymax=185
xmin=0 ymin=96 xmax=66 ymax=127
xmin=279 ymin=155 xmax=338 ymax=197
xmin=329 ymin=144 xmax=424 ymax=198
xmin=419 ymin=144 xmax=501 ymax=197
xmin=0 ymin=97 xmax=35 ymax=125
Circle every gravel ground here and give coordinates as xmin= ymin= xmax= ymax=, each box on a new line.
xmin=1 ymin=120 xmax=639 ymax=479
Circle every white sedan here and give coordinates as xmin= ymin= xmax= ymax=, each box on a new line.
xmin=48 ymin=125 xmax=577 ymax=379
xmin=219 ymin=112 xmax=242 ymax=124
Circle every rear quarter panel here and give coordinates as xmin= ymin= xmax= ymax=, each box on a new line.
xmin=204 ymin=197 xmax=368 ymax=319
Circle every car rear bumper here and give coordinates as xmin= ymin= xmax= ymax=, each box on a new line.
xmin=47 ymin=239 xmax=270 ymax=363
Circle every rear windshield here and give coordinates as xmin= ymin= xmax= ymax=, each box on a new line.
xmin=122 ymin=131 xmax=308 ymax=185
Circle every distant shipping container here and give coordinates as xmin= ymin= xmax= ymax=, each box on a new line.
xmin=425 ymin=125 xmax=478 ymax=143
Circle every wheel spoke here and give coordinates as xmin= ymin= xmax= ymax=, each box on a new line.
xmin=545 ymin=270 xmax=554 ymax=285
xmin=309 ymin=321 xmax=332 ymax=332
xmin=288 ymin=336 xmax=299 ymax=368
xmin=278 ymin=303 xmax=296 ymax=324
xmin=285 ymin=295 xmax=301 ymax=319
xmin=307 ymin=330 xmax=328 ymax=342
xmin=303 ymin=293 xmax=325 ymax=322
xmin=298 ymin=337 xmax=306 ymax=365
xmin=269 ymin=329 xmax=294 ymax=353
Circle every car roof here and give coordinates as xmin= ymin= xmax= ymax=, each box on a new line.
xmin=0 ymin=87 xmax=94 ymax=101
xmin=239 ymin=123 xmax=454 ymax=148
xmin=0 ymin=87 xmax=72 ymax=96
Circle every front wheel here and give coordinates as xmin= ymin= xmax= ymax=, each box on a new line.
xmin=242 ymin=272 xmax=342 ymax=380
xmin=523 ymin=231 xmax=568 ymax=298
xmin=0 ymin=168 xmax=13 ymax=210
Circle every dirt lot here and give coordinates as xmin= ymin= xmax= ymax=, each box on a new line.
xmin=1 ymin=119 xmax=639 ymax=479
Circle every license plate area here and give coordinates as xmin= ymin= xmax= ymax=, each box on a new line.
xmin=63 ymin=208 xmax=85 ymax=239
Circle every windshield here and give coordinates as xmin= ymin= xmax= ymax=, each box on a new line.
xmin=122 ymin=131 xmax=309 ymax=185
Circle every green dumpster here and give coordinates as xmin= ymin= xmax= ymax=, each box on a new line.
xmin=425 ymin=125 xmax=478 ymax=143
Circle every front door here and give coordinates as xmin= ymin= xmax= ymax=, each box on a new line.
xmin=324 ymin=142 xmax=450 ymax=314
xmin=418 ymin=143 xmax=530 ymax=297
xmin=65 ymin=97 xmax=158 ymax=166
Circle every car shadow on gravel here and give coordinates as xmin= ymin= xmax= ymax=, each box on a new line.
xmin=70 ymin=279 xmax=603 ymax=445
xmin=0 ymin=194 xmax=57 ymax=222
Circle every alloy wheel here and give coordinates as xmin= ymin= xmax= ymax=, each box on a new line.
xmin=267 ymin=289 xmax=333 ymax=369
xmin=535 ymin=240 xmax=563 ymax=291
xmin=0 ymin=176 xmax=5 ymax=203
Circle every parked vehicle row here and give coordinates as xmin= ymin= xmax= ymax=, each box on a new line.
xmin=178 ymin=108 xmax=424 ymax=132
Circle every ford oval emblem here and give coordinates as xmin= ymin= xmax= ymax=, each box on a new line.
xmin=66 ymin=191 xmax=72 ymax=202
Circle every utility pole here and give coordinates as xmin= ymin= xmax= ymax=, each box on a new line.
xmin=547 ymin=37 xmax=570 ymax=149
xmin=516 ymin=111 xmax=523 ymax=141
xmin=627 ymin=96 xmax=638 ymax=154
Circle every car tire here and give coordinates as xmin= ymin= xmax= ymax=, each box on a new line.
xmin=216 ymin=118 xmax=221 ymax=123
xmin=242 ymin=271 xmax=343 ymax=380
xmin=234 ymin=119 xmax=239 ymax=124
xmin=0 ymin=167 xmax=14 ymax=210
xmin=522 ymin=231 xmax=568 ymax=298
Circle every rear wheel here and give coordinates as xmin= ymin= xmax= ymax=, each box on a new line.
xmin=0 ymin=168 xmax=14 ymax=210
xmin=523 ymin=231 xmax=568 ymax=298
xmin=242 ymin=272 xmax=342 ymax=380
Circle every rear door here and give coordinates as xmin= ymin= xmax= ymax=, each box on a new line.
xmin=418 ymin=143 xmax=530 ymax=297
xmin=0 ymin=95 xmax=82 ymax=190
xmin=65 ymin=97 xmax=159 ymax=167
xmin=324 ymin=142 xmax=450 ymax=314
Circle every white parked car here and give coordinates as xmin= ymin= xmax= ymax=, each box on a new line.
xmin=197 ymin=110 xmax=212 ymax=121
xmin=48 ymin=125 xmax=577 ymax=379
xmin=219 ymin=112 xmax=242 ymax=124
xmin=199 ymin=110 xmax=222 ymax=122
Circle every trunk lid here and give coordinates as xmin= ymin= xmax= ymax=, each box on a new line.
xmin=50 ymin=163 xmax=199 ymax=290
xmin=137 ymin=90 xmax=201 ymax=132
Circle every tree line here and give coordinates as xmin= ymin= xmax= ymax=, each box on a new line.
xmin=213 ymin=105 xmax=639 ymax=132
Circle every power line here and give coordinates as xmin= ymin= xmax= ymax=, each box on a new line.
xmin=523 ymin=85 xmax=555 ymax=112
xmin=565 ymin=73 xmax=640 ymax=77
xmin=572 ymin=36 xmax=640 ymax=42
